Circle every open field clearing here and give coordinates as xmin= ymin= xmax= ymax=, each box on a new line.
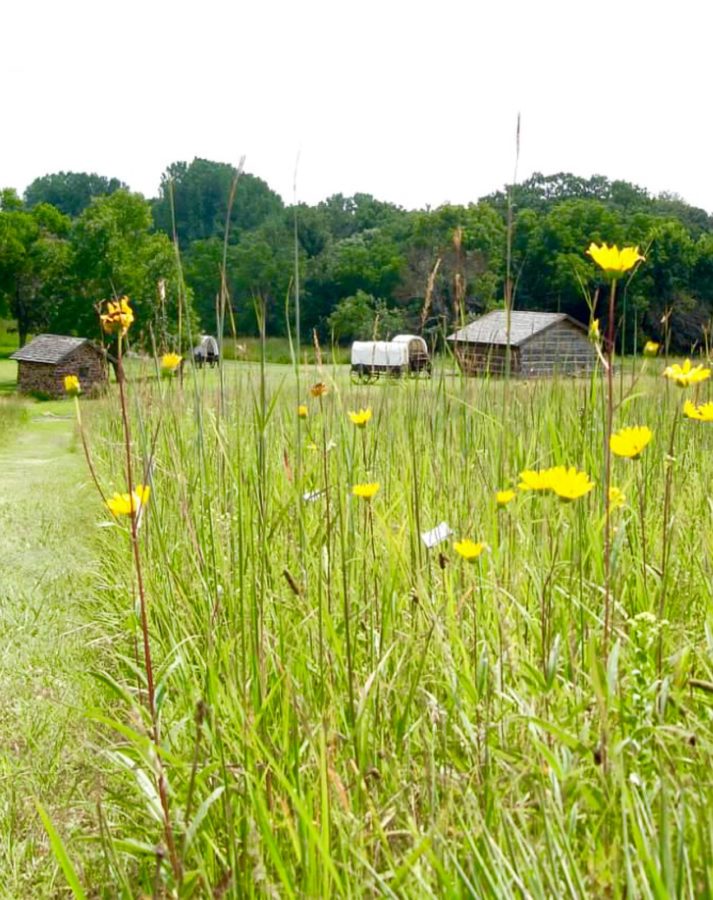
xmin=0 ymin=395 xmax=107 ymax=897
xmin=61 ymin=355 xmax=713 ymax=896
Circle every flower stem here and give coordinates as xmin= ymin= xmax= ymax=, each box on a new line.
xmin=603 ymin=278 xmax=617 ymax=660
xmin=657 ymin=405 xmax=680 ymax=676
xmin=116 ymin=337 xmax=181 ymax=884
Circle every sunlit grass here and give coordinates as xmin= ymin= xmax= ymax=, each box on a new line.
xmin=77 ymin=356 xmax=713 ymax=896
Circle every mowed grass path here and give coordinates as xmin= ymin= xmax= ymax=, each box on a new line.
xmin=0 ymin=396 xmax=105 ymax=895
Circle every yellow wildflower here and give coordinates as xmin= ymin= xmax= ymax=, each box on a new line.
xmin=518 ymin=469 xmax=553 ymax=492
xmin=610 ymin=425 xmax=653 ymax=459
xmin=310 ymin=382 xmax=328 ymax=398
xmin=589 ymin=319 xmax=601 ymax=343
xmin=348 ymin=408 xmax=372 ymax=428
xmin=495 ymin=489 xmax=516 ymax=506
xmin=683 ymin=399 xmax=713 ymax=422
xmin=298 ymin=404 xmax=308 ymax=418
xmin=587 ymin=243 xmax=645 ymax=277
xmin=100 ymin=296 xmax=134 ymax=336
xmin=352 ymin=482 xmax=379 ymax=500
xmin=608 ymin=487 xmax=626 ymax=509
xmin=547 ymin=466 xmax=595 ymax=502
xmin=663 ymin=359 xmax=711 ymax=388
xmin=106 ymin=484 xmax=151 ymax=517
xmin=160 ymin=352 xmax=182 ymax=375
xmin=454 ymin=538 xmax=485 ymax=562
xmin=643 ymin=340 xmax=660 ymax=357
xmin=63 ymin=374 xmax=81 ymax=397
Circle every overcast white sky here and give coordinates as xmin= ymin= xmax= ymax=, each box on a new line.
xmin=3 ymin=0 xmax=711 ymax=212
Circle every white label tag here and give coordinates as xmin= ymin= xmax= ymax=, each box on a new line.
xmin=421 ymin=522 xmax=453 ymax=549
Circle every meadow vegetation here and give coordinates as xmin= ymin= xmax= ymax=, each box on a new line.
xmin=69 ymin=340 xmax=713 ymax=896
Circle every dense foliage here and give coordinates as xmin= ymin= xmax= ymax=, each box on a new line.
xmin=2 ymin=162 xmax=713 ymax=351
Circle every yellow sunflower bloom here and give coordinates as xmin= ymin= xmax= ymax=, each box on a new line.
xmin=106 ymin=484 xmax=151 ymax=517
xmin=160 ymin=352 xmax=182 ymax=375
xmin=100 ymin=296 xmax=134 ymax=336
xmin=454 ymin=538 xmax=485 ymax=562
xmin=587 ymin=243 xmax=645 ymax=277
xmin=610 ymin=425 xmax=653 ymax=459
xmin=63 ymin=374 xmax=81 ymax=397
xmin=683 ymin=399 xmax=713 ymax=422
xmin=643 ymin=341 xmax=660 ymax=357
xmin=348 ymin=408 xmax=372 ymax=428
xmin=352 ymin=482 xmax=379 ymax=500
xmin=495 ymin=489 xmax=516 ymax=506
xmin=663 ymin=359 xmax=711 ymax=388
xmin=518 ymin=469 xmax=554 ymax=492
xmin=547 ymin=466 xmax=595 ymax=502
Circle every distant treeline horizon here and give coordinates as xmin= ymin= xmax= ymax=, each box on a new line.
xmin=2 ymin=161 xmax=712 ymax=353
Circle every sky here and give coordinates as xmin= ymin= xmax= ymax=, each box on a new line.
xmin=3 ymin=0 xmax=711 ymax=212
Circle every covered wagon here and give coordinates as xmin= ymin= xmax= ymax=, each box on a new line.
xmin=193 ymin=335 xmax=220 ymax=368
xmin=350 ymin=335 xmax=431 ymax=383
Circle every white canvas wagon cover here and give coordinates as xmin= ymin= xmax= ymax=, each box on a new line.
xmin=391 ymin=334 xmax=428 ymax=354
xmin=193 ymin=335 xmax=219 ymax=356
xmin=351 ymin=341 xmax=409 ymax=367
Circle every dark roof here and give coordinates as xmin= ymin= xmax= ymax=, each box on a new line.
xmin=10 ymin=334 xmax=100 ymax=365
xmin=447 ymin=311 xmax=586 ymax=347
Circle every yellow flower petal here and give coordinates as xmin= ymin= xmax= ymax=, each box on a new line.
xmin=548 ymin=466 xmax=595 ymax=502
xmin=663 ymin=359 xmax=711 ymax=387
xmin=63 ymin=374 xmax=81 ymax=396
xmin=518 ymin=469 xmax=553 ymax=491
xmin=106 ymin=483 xmax=151 ymax=517
xmin=495 ymin=489 xmax=516 ymax=506
xmin=610 ymin=425 xmax=653 ymax=459
xmin=352 ymin=482 xmax=379 ymax=500
xmin=160 ymin=352 xmax=182 ymax=374
xmin=348 ymin=408 xmax=372 ymax=427
xmin=100 ymin=295 xmax=134 ymax=336
xmin=587 ymin=242 xmax=644 ymax=277
xmin=684 ymin=399 xmax=713 ymax=422
xmin=454 ymin=538 xmax=485 ymax=562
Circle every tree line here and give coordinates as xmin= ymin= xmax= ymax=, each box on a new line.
xmin=1 ymin=162 xmax=712 ymax=353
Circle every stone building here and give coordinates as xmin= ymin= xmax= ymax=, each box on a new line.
xmin=11 ymin=334 xmax=108 ymax=397
xmin=447 ymin=311 xmax=598 ymax=377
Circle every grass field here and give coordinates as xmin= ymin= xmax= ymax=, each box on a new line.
xmin=3 ymin=314 xmax=713 ymax=894
xmin=0 ymin=390 xmax=109 ymax=897
xmin=47 ymin=351 xmax=709 ymax=897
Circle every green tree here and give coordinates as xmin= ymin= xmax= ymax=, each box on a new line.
xmin=152 ymin=159 xmax=284 ymax=246
xmin=55 ymin=190 xmax=195 ymax=349
xmin=227 ymin=217 xmax=299 ymax=336
xmin=182 ymin=238 xmax=224 ymax=333
xmin=24 ymin=171 xmax=126 ymax=217
xmin=327 ymin=290 xmax=405 ymax=342
xmin=0 ymin=204 xmax=72 ymax=345
xmin=0 ymin=188 xmax=24 ymax=211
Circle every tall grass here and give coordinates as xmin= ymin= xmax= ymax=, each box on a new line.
xmin=81 ymin=357 xmax=713 ymax=896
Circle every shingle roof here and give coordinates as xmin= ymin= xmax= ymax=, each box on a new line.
xmin=10 ymin=334 xmax=95 ymax=364
xmin=447 ymin=311 xmax=585 ymax=347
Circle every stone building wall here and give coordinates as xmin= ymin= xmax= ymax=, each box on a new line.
xmin=17 ymin=345 xmax=107 ymax=397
